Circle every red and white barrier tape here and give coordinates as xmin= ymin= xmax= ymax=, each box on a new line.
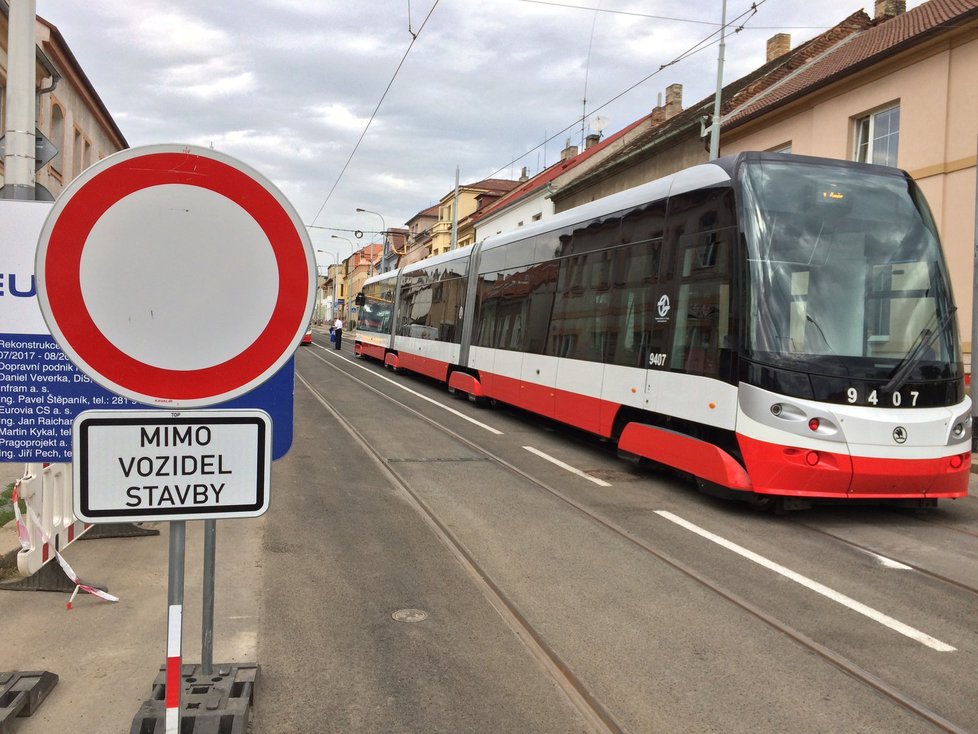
xmin=12 ymin=481 xmax=120 ymax=608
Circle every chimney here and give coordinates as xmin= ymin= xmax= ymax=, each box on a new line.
xmin=664 ymin=83 xmax=682 ymax=119
xmin=585 ymin=133 xmax=600 ymax=149
xmin=766 ymin=33 xmax=790 ymax=62
xmin=874 ymin=0 xmax=906 ymax=20
xmin=519 ymin=166 xmax=529 ymax=182
xmin=560 ymin=138 xmax=578 ymax=161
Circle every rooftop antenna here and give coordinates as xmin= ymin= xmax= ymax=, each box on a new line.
xmin=591 ymin=115 xmax=609 ymax=138
xmin=581 ymin=6 xmax=600 ymax=148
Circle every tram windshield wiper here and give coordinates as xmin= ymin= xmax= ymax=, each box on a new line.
xmin=805 ymin=314 xmax=849 ymax=375
xmin=883 ymin=306 xmax=956 ymax=394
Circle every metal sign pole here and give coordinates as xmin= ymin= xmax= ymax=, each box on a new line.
xmin=201 ymin=519 xmax=217 ymax=676
xmin=166 ymin=521 xmax=187 ymax=734
xmin=972 ymin=134 xmax=978 ymax=451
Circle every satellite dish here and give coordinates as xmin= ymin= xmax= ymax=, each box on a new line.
xmin=591 ymin=116 xmax=610 ymax=133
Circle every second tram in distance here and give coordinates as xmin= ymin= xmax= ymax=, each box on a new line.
xmin=354 ymin=152 xmax=971 ymax=509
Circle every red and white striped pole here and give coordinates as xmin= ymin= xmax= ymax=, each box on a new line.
xmin=165 ymin=521 xmax=186 ymax=733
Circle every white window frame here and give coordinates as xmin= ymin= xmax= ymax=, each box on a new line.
xmin=854 ymin=104 xmax=900 ymax=167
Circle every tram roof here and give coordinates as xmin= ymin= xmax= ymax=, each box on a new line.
xmin=478 ymin=159 xmax=733 ymax=254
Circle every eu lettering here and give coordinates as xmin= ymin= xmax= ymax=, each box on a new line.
xmin=0 ymin=273 xmax=37 ymax=298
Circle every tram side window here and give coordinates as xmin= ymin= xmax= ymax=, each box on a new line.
xmin=621 ymin=201 xmax=666 ymax=244
xmin=473 ymin=264 xmax=557 ymax=352
xmin=431 ymin=277 xmax=466 ymax=343
xmin=397 ymin=281 xmax=435 ymax=339
xmin=474 ymin=273 xmax=501 ymax=348
xmin=670 ymin=229 xmax=734 ymax=377
xmin=549 ymin=249 xmax=616 ymax=362
xmin=606 ymin=240 xmax=663 ymax=368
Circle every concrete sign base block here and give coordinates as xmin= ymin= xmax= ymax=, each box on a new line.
xmin=0 ymin=671 xmax=58 ymax=730
xmin=130 ymin=662 xmax=259 ymax=734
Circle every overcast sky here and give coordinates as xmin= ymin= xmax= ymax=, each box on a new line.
xmin=39 ymin=0 xmax=922 ymax=263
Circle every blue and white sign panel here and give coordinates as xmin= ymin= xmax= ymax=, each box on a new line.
xmin=73 ymin=409 xmax=271 ymax=522
xmin=0 ymin=200 xmax=296 ymax=462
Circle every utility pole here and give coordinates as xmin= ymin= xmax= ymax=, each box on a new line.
xmin=449 ymin=166 xmax=460 ymax=251
xmin=708 ymin=0 xmax=727 ymax=161
xmin=3 ymin=0 xmax=37 ymax=199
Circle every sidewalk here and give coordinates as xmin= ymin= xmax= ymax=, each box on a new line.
xmin=0 ymin=464 xmax=263 ymax=732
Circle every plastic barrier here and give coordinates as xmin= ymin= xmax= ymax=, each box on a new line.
xmin=4 ymin=463 xmax=120 ymax=603
xmin=13 ymin=463 xmax=90 ymax=578
xmin=0 ymin=670 xmax=58 ymax=730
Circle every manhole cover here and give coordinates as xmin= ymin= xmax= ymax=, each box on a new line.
xmin=392 ymin=608 xmax=428 ymax=623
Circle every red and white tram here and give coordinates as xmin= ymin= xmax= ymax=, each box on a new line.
xmin=354 ymin=152 xmax=971 ymax=508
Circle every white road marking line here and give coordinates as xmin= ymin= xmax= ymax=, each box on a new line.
xmin=655 ymin=510 xmax=955 ymax=652
xmin=870 ymin=552 xmax=913 ymax=570
xmin=308 ymin=344 xmax=503 ymax=435
xmin=523 ymin=446 xmax=612 ymax=487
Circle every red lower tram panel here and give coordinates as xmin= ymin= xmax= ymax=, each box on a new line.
xmin=737 ymin=434 xmax=969 ymax=499
xmin=618 ymin=423 xmax=752 ymax=490
xmin=356 ymin=342 xmax=386 ymax=361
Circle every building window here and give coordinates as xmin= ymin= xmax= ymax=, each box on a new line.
xmin=50 ymin=104 xmax=65 ymax=175
xmin=72 ymin=128 xmax=94 ymax=177
xmin=854 ymin=105 xmax=899 ymax=167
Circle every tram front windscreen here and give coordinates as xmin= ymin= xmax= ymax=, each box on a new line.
xmin=737 ymin=157 xmax=960 ymax=394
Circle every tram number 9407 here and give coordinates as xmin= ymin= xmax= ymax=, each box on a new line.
xmin=846 ymin=387 xmax=919 ymax=407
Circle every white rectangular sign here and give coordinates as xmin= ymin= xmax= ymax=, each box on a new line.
xmin=73 ymin=409 xmax=271 ymax=522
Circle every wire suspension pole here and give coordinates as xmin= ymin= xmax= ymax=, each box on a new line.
xmin=709 ymin=0 xmax=727 ymax=160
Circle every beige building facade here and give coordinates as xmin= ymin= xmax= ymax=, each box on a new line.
xmin=1 ymin=9 xmax=127 ymax=197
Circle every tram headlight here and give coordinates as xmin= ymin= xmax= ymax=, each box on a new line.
xmin=952 ymin=422 xmax=966 ymax=439
xmin=770 ymin=404 xmax=783 ymax=417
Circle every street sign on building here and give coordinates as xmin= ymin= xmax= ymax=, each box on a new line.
xmin=0 ymin=127 xmax=59 ymax=171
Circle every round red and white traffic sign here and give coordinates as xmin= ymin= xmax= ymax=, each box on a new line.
xmin=35 ymin=144 xmax=316 ymax=408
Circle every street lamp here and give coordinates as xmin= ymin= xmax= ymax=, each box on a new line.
xmin=356 ymin=207 xmax=386 ymax=276
xmin=330 ymin=235 xmax=354 ymax=319
xmin=316 ymin=249 xmax=338 ymax=322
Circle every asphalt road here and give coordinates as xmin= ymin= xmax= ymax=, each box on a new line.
xmin=3 ymin=329 xmax=977 ymax=732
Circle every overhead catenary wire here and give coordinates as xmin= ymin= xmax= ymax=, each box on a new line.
xmin=310 ymin=0 xmax=441 ymax=227
xmin=311 ymin=0 xmax=764 ymax=227
xmin=487 ymin=0 xmax=765 ymax=180
xmin=516 ymin=0 xmax=720 ymax=26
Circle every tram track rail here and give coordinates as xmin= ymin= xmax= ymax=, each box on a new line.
xmin=897 ymin=510 xmax=978 ymax=540
xmin=297 ymin=342 xmax=972 ymax=734
xmin=791 ymin=520 xmax=978 ymax=599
